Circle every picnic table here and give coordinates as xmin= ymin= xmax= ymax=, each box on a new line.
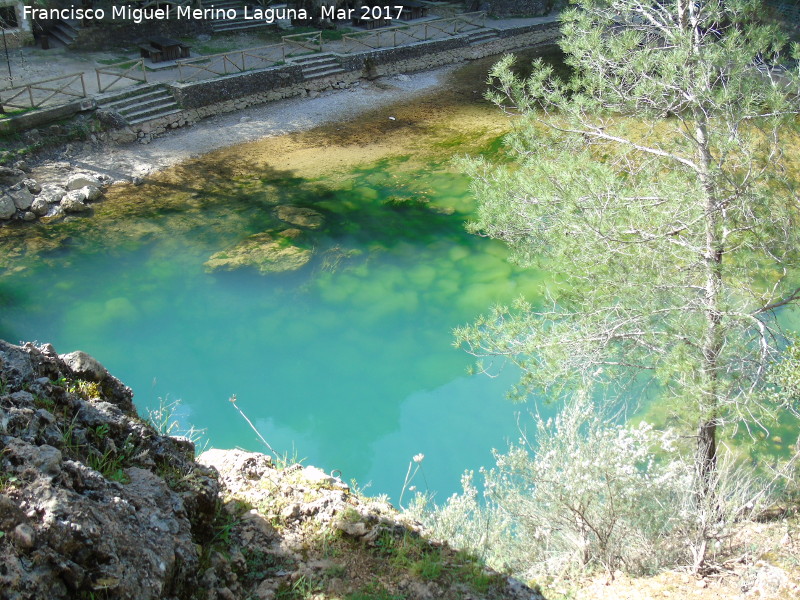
xmin=139 ymin=36 xmax=191 ymax=63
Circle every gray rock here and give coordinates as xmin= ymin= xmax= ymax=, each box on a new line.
xmin=45 ymin=204 xmax=65 ymax=220
xmin=0 ymin=340 xmax=221 ymax=600
xmin=60 ymin=190 xmax=90 ymax=213
xmin=0 ymin=166 xmax=25 ymax=185
xmin=3 ymin=439 xmax=62 ymax=478
xmin=22 ymin=178 xmax=42 ymax=194
xmin=8 ymin=187 xmax=33 ymax=210
xmin=13 ymin=160 xmax=30 ymax=172
xmin=12 ymin=523 xmax=36 ymax=549
xmin=60 ymin=350 xmax=109 ymax=382
xmin=113 ymin=128 xmax=138 ymax=144
xmin=0 ymin=193 xmax=16 ymax=219
xmin=21 ymin=210 xmax=36 ymax=222
xmin=39 ymin=183 xmax=67 ymax=204
xmin=95 ymin=109 xmax=128 ymax=130
xmin=30 ymin=196 xmax=49 ymax=216
xmin=80 ymin=184 xmax=103 ymax=202
xmin=66 ymin=172 xmax=102 ymax=190
xmin=301 ymin=465 xmax=347 ymax=489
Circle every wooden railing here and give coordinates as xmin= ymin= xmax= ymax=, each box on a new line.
xmin=341 ymin=12 xmax=487 ymax=54
xmin=281 ymin=31 xmax=323 ymax=56
xmin=175 ymin=44 xmax=286 ymax=82
xmin=0 ymin=72 xmax=87 ymax=113
xmin=95 ymin=59 xmax=147 ymax=93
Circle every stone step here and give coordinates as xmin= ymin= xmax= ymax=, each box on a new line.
xmin=303 ymin=62 xmax=341 ymax=71
xmin=123 ymin=101 xmax=181 ymax=122
xmin=46 ymin=18 xmax=80 ymax=48
xmin=291 ymin=53 xmax=337 ymax=66
xmin=468 ymin=30 xmax=498 ymax=44
xmin=95 ymin=83 xmax=164 ymax=106
xmin=114 ymin=94 xmax=176 ymax=116
xmin=128 ymin=108 xmax=184 ymax=125
xmin=101 ymin=89 xmax=172 ymax=111
xmin=48 ymin=25 xmax=76 ymax=47
xmin=302 ymin=61 xmax=342 ymax=72
xmin=95 ymin=83 xmax=180 ymax=126
xmin=303 ymin=66 xmax=346 ymax=79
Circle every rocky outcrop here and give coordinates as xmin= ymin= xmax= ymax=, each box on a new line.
xmin=1 ymin=341 xmax=546 ymax=600
xmin=0 ymin=341 xmax=219 ymax=600
xmin=204 ymin=232 xmax=313 ymax=275
xmin=196 ymin=449 xmax=546 ymax=600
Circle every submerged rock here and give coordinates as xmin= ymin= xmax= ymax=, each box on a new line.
xmin=278 ymin=228 xmax=303 ymax=240
xmin=275 ymin=205 xmax=325 ymax=229
xmin=204 ymin=232 xmax=312 ymax=275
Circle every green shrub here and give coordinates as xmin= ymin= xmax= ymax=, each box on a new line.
xmin=408 ymin=395 xmax=775 ymax=581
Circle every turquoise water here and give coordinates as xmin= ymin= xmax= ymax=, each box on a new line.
xmin=0 ymin=152 xmax=550 ymax=501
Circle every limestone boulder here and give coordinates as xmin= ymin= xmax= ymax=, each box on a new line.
xmin=61 ymin=190 xmax=90 ymax=213
xmin=66 ymin=172 xmax=103 ymax=190
xmin=22 ymin=178 xmax=42 ymax=194
xmin=60 ymin=349 xmax=109 ymax=382
xmin=30 ymin=196 xmax=49 ymax=216
xmin=9 ymin=186 xmax=34 ymax=210
xmin=80 ymin=184 xmax=103 ymax=202
xmin=39 ymin=183 xmax=67 ymax=204
xmin=0 ymin=193 xmax=16 ymax=219
xmin=275 ymin=205 xmax=325 ymax=229
xmin=204 ymin=232 xmax=312 ymax=275
xmin=0 ymin=165 xmax=25 ymax=186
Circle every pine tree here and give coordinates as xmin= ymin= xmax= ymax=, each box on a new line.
xmin=458 ymin=0 xmax=800 ymax=486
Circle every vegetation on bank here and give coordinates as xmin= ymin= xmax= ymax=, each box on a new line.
xmin=409 ymin=0 xmax=800 ymax=597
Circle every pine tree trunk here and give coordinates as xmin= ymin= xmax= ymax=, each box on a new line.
xmin=696 ymin=116 xmax=722 ymax=494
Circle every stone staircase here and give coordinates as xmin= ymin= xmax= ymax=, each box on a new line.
xmin=96 ymin=84 xmax=182 ymax=126
xmin=210 ymin=0 xmax=287 ymax=33
xmin=291 ymin=53 xmax=346 ymax=80
xmin=46 ymin=18 xmax=80 ymax=47
xmin=467 ymin=29 xmax=499 ymax=45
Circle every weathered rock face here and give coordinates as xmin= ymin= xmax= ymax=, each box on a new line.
xmin=204 ymin=232 xmax=312 ymax=275
xmin=0 ymin=341 xmax=219 ymax=600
